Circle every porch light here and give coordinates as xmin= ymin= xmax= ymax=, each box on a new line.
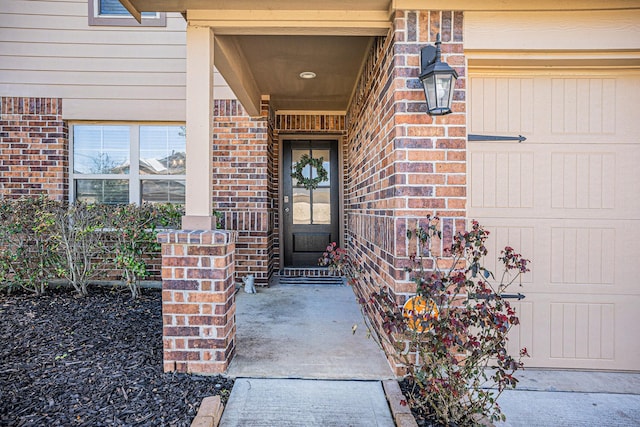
xmin=419 ymin=34 xmax=458 ymax=116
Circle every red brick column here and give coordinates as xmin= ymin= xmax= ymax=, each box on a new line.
xmin=345 ymin=10 xmax=466 ymax=375
xmin=158 ymin=230 xmax=236 ymax=374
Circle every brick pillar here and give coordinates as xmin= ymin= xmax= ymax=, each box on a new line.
xmin=345 ymin=10 xmax=466 ymax=376
xmin=158 ymin=230 xmax=236 ymax=374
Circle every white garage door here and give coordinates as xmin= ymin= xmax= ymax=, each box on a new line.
xmin=468 ymin=70 xmax=640 ymax=371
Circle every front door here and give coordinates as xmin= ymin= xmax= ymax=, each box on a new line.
xmin=282 ymin=140 xmax=339 ymax=267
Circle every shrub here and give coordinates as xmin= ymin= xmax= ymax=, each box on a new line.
xmin=0 ymin=197 xmax=184 ymax=298
xmin=0 ymin=197 xmax=59 ymax=295
xmin=51 ymin=201 xmax=109 ymax=297
xmin=106 ymin=203 xmax=182 ymax=298
xmin=321 ymin=217 xmax=530 ymax=426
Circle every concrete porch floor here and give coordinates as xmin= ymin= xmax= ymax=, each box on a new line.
xmin=225 ymin=282 xmax=395 ymax=380
xmin=218 ymin=281 xmax=640 ymax=426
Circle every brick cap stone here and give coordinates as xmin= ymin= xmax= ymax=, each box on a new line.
xmin=158 ymin=230 xmax=236 ymax=245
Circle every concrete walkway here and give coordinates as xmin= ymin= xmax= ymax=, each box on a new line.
xmin=219 ymin=378 xmax=395 ymax=427
xmin=219 ymin=283 xmax=397 ymax=426
xmin=218 ymin=282 xmax=640 ymax=426
xmin=226 ymin=283 xmax=394 ymax=380
xmin=497 ymin=370 xmax=640 ymax=426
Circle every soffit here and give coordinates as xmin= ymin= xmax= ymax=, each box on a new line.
xmin=121 ymin=0 xmax=638 ymax=15
xmin=133 ymin=0 xmax=391 ymax=11
xmin=119 ymin=0 xmax=638 ymax=114
xmin=216 ymin=35 xmax=373 ymax=112
xmin=118 ymin=0 xmax=389 ymax=114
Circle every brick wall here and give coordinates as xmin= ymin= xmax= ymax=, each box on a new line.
xmin=0 ymin=97 xmax=68 ymax=200
xmin=158 ymin=230 xmax=236 ymax=374
xmin=392 ymin=10 xmax=467 ymax=288
xmin=212 ymin=100 xmax=270 ymax=285
xmin=0 ymin=96 xmax=274 ymax=287
xmin=344 ymin=10 xmax=467 ymax=373
xmin=266 ymin=107 xmax=279 ymax=276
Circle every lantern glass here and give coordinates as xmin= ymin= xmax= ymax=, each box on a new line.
xmin=422 ymin=74 xmax=436 ymax=112
xmin=436 ymin=73 xmax=454 ymax=109
xmin=421 ymin=72 xmax=456 ymax=115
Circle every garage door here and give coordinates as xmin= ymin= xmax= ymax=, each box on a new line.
xmin=468 ymin=70 xmax=640 ymax=371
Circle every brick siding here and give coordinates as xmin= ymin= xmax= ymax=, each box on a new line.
xmin=344 ymin=10 xmax=467 ymax=374
xmin=158 ymin=230 xmax=236 ymax=374
xmin=266 ymin=105 xmax=279 ymax=276
xmin=212 ymin=100 xmax=270 ymax=285
xmin=0 ymin=97 xmax=68 ymax=200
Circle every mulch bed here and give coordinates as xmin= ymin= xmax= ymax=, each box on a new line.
xmin=0 ymin=287 xmax=233 ymax=427
xmin=399 ymin=379 xmax=443 ymax=427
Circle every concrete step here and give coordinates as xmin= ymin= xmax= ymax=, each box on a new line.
xmin=219 ymin=378 xmax=395 ymax=427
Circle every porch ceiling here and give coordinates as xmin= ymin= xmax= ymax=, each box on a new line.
xmin=119 ymin=0 xmax=392 ymax=114
xmin=216 ymin=35 xmax=374 ymax=112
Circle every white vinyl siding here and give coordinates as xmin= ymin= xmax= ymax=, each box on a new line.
xmin=0 ymin=0 xmax=235 ymax=121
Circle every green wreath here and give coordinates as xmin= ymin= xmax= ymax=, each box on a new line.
xmin=291 ymin=154 xmax=328 ymax=190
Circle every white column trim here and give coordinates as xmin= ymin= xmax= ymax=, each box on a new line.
xmin=183 ymin=25 xmax=215 ymax=229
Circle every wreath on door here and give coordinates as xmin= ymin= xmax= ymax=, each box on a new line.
xmin=291 ymin=154 xmax=328 ymax=190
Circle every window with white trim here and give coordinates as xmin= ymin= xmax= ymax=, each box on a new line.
xmin=88 ymin=0 xmax=166 ymax=27
xmin=71 ymin=124 xmax=186 ymax=205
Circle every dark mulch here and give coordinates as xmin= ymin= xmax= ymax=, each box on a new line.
xmin=0 ymin=287 xmax=233 ymax=427
xmin=399 ymin=378 xmax=443 ymax=427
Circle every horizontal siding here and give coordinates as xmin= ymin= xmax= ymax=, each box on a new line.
xmin=0 ymin=0 xmax=234 ymax=121
xmin=0 ymin=41 xmax=187 ymax=59
xmin=0 ymin=27 xmax=187 ymax=45
xmin=2 ymin=56 xmax=186 ymax=73
xmin=465 ymin=9 xmax=640 ymax=51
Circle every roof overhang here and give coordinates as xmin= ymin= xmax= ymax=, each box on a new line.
xmin=118 ymin=0 xmax=639 ymax=114
xmin=118 ymin=0 xmax=396 ymax=115
xmin=120 ymin=0 xmax=640 ymax=20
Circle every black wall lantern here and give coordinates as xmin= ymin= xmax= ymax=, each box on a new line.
xmin=419 ymin=34 xmax=458 ymax=116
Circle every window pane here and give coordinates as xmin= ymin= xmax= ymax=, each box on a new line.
xmin=311 ymin=149 xmax=330 ymax=186
xmin=141 ymin=180 xmax=185 ymax=204
xmin=312 ymin=187 xmax=331 ymax=224
xmin=75 ymin=179 xmax=128 ymax=204
xmin=99 ymin=0 xmax=155 ymax=17
xmin=293 ymin=187 xmax=311 ymax=225
xmin=74 ymin=125 xmax=130 ymax=174
xmin=139 ymin=126 xmax=186 ymax=175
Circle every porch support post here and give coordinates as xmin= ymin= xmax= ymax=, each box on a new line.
xmin=159 ymin=230 xmax=237 ymax=374
xmin=183 ymin=24 xmax=216 ymax=230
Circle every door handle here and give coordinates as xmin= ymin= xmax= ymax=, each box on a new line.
xmin=284 ymin=207 xmax=290 ymax=213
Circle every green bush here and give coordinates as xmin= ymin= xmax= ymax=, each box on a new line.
xmin=0 ymin=197 xmax=183 ymax=298
xmin=106 ymin=203 xmax=182 ymax=298
xmin=0 ymin=197 xmax=59 ymax=295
